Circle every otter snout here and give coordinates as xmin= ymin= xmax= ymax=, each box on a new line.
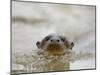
xmin=50 ymin=39 xmax=60 ymax=43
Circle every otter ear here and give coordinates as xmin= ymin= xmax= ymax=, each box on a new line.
xmin=70 ymin=42 xmax=74 ymax=49
xmin=36 ymin=41 xmax=41 ymax=48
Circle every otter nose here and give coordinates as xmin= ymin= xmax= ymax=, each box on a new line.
xmin=50 ymin=39 xmax=60 ymax=42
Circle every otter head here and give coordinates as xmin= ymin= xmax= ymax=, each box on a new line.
xmin=36 ymin=34 xmax=74 ymax=55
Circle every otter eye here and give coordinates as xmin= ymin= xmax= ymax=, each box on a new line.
xmin=60 ymin=37 xmax=65 ymax=42
xmin=45 ymin=36 xmax=50 ymax=41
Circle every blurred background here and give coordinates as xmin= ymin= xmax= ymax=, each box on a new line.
xmin=12 ymin=1 xmax=96 ymax=72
